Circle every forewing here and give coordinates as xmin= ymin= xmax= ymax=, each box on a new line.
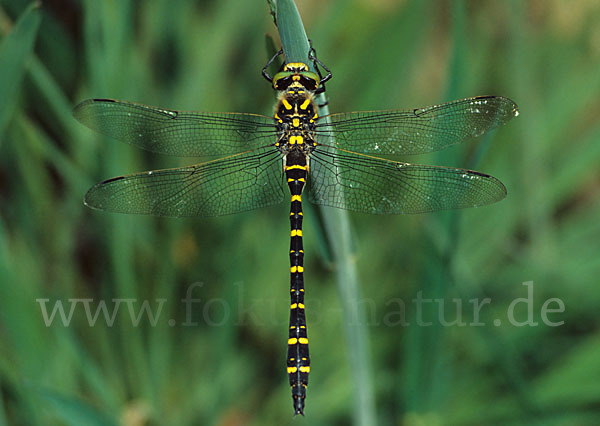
xmin=85 ymin=149 xmax=285 ymax=217
xmin=315 ymin=96 xmax=518 ymax=155
xmin=73 ymin=99 xmax=278 ymax=156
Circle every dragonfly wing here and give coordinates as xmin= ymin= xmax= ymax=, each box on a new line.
xmin=73 ymin=98 xmax=278 ymax=156
xmin=308 ymin=147 xmax=506 ymax=214
xmin=315 ymin=96 xmax=518 ymax=155
xmin=85 ymin=148 xmax=285 ymax=217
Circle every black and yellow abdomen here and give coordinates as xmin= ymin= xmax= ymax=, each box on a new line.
xmin=286 ymin=149 xmax=309 ymax=415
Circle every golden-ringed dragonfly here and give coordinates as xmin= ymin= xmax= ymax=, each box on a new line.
xmin=74 ymin=46 xmax=518 ymax=416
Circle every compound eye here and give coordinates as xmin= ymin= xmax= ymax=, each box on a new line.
xmin=273 ymin=72 xmax=294 ymax=90
xmin=299 ymin=71 xmax=320 ymax=91
xmin=276 ymin=77 xmax=290 ymax=90
xmin=299 ymin=77 xmax=317 ymax=91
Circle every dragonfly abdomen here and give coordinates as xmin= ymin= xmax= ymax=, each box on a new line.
xmin=285 ymin=152 xmax=310 ymax=416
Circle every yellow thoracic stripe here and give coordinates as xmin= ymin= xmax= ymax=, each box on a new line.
xmin=282 ymin=99 xmax=292 ymax=110
xmin=300 ymin=99 xmax=311 ymax=110
xmin=290 ymin=135 xmax=304 ymax=145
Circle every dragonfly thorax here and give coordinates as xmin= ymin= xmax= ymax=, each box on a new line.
xmin=274 ymin=90 xmax=318 ymax=156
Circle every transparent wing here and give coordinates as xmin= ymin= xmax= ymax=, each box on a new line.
xmin=308 ymin=147 xmax=506 ymax=214
xmin=315 ymin=96 xmax=518 ymax=155
xmin=73 ymin=98 xmax=278 ymax=156
xmin=85 ymin=148 xmax=285 ymax=217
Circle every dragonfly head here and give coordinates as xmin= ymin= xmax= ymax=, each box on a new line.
xmin=272 ymin=62 xmax=320 ymax=92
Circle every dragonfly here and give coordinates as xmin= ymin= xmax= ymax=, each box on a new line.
xmin=73 ymin=46 xmax=518 ymax=416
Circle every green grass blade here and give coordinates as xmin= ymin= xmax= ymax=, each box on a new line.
xmin=276 ymin=2 xmax=376 ymax=424
xmin=32 ymin=384 xmax=118 ymax=426
xmin=0 ymin=2 xmax=41 ymax=140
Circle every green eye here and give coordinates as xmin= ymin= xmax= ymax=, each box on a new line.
xmin=300 ymin=71 xmax=319 ymax=82
xmin=273 ymin=71 xmax=294 ymax=88
xmin=272 ymin=67 xmax=321 ymax=91
xmin=299 ymin=71 xmax=320 ymax=90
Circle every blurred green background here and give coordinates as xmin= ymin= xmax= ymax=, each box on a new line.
xmin=1 ymin=0 xmax=600 ymax=425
